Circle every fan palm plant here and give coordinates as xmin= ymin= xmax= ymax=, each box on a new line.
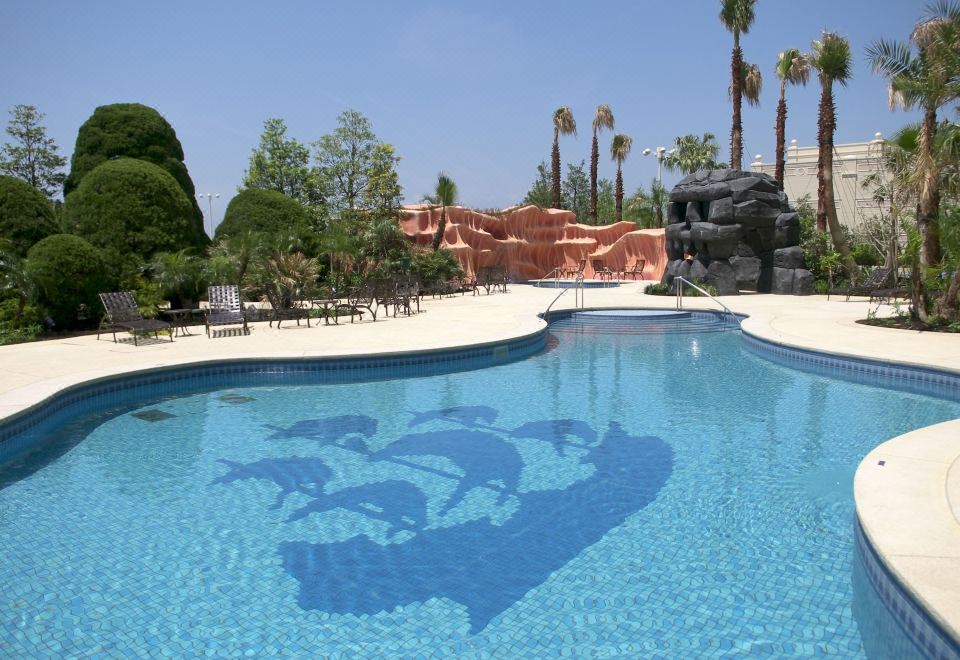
xmin=811 ymin=31 xmax=856 ymax=278
xmin=551 ymin=107 xmax=577 ymax=208
xmin=425 ymin=172 xmax=458 ymax=251
xmin=589 ymin=105 xmax=615 ymax=223
xmin=610 ymin=134 xmax=633 ymax=222
xmin=663 ymin=133 xmax=723 ymax=175
xmin=774 ymin=49 xmax=811 ymax=189
xmin=720 ymin=0 xmax=757 ymax=171
xmin=867 ymin=0 xmax=960 ymax=268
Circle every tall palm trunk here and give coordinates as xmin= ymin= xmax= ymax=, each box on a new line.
xmin=774 ymin=82 xmax=788 ymax=189
xmin=614 ymin=165 xmax=623 ymax=222
xmin=816 ymin=80 xmax=856 ymax=278
xmin=551 ymin=129 xmax=562 ymax=209
xmin=432 ymin=204 xmax=446 ymax=251
xmin=589 ymin=133 xmax=599 ymax=223
xmin=730 ymin=36 xmax=744 ymax=171
xmin=917 ymin=107 xmax=942 ymax=266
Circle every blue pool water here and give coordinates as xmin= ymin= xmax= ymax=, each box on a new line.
xmin=2 ymin=315 xmax=959 ymax=656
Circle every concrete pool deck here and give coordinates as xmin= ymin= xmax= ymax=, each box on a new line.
xmin=0 ymin=281 xmax=958 ymax=644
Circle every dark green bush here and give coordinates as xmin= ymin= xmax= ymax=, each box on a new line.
xmin=215 ymin=189 xmax=311 ymax=243
xmin=26 ymin=234 xmax=109 ymax=329
xmin=851 ymin=243 xmax=881 ymax=267
xmin=411 ymin=248 xmax=463 ymax=284
xmin=644 ymin=281 xmax=719 ymax=296
xmin=64 ymin=102 xmax=205 ymax=243
xmin=64 ymin=158 xmax=199 ymax=259
xmin=0 ymin=175 xmax=59 ymax=256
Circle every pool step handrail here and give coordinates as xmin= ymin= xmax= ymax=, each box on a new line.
xmin=543 ymin=273 xmax=585 ymax=317
xmin=674 ymin=276 xmax=741 ymax=328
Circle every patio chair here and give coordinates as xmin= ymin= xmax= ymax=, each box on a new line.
xmin=591 ymin=259 xmax=614 ymax=281
xmin=206 ymin=285 xmax=249 ymax=337
xmin=98 ymin=291 xmax=173 ymax=346
xmin=624 ymin=259 xmax=646 ymax=280
xmin=337 ymin=282 xmax=379 ymax=322
xmin=263 ymin=282 xmax=311 ymax=329
xmin=827 ymin=267 xmax=892 ymax=301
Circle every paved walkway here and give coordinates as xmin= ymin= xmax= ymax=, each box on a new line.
xmin=1 ymin=282 xmax=958 ymax=642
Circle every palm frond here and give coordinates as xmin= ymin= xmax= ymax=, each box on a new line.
xmin=866 ymin=38 xmax=916 ymax=78
xmin=742 ymin=61 xmax=764 ymax=105
xmin=812 ymin=32 xmax=853 ymax=86
xmin=777 ymin=49 xmax=811 ymax=85
xmin=719 ymin=0 xmax=757 ymax=35
xmin=592 ymin=104 xmax=615 ymax=133
xmin=553 ymin=106 xmax=577 ymax=136
xmin=609 ymin=134 xmax=633 ymax=163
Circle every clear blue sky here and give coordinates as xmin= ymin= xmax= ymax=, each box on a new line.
xmin=0 ymin=0 xmax=928 ymax=228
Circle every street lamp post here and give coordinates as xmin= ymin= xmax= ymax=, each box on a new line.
xmin=642 ymin=147 xmax=673 ymax=184
xmin=199 ymin=193 xmax=220 ymax=237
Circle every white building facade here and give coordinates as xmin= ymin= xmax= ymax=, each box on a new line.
xmin=751 ymin=134 xmax=889 ymax=235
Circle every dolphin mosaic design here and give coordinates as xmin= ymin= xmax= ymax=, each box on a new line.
xmin=267 ymin=415 xmax=378 ymax=452
xmin=406 ymin=406 xmax=499 ymax=429
xmin=508 ymin=418 xmax=598 ymax=455
xmin=374 ymin=429 xmax=522 ymax=514
xmin=209 ymin=457 xmax=332 ymax=509
xmin=286 ymin=479 xmax=428 ymax=532
xmin=279 ymin=422 xmax=673 ymax=633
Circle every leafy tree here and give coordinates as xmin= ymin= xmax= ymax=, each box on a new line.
xmin=363 ymin=143 xmax=403 ymax=213
xmin=147 ymin=249 xmax=206 ymax=308
xmin=424 ymin=173 xmax=458 ymax=251
xmin=243 ymin=118 xmax=317 ymax=207
xmin=0 ymin=237 xmax=37 ymax=327
xmin=551 ymin=107 xmax=577 ymax=208
xmin=610 ymin=134 xmax=633 ymax=222
xmin=774 ymin=49 xmax=811 ymax=188
xmin=626 ymin=179 xmax=669 ymax=228
xmin=596 ymin=179 xmax=616 ymax=225
xmin=663 ymin=133 xmax=724 ymax=174
xmin=319 ymin=217 xmax=362 ymax=291
xmin=590 ymin=105 xmax=615 ymax=223
xmin=215 ymin=188 xmax=311 ymax=244
xmin=207 ymin=231 xmax=263 ymax=289
xmin=561 ymin=160 xmax=589 ymax=222
xmin=63 ymin=158 xmax=199 ymax=264
xmin=720 ymin=0 xmax=757 ymax=170
xmin=811 ymin=31 xmax=856 ymax=277
xmin=314 ymin=110 xmax=399 ymax=216
xmin=26 ymin=234 xmax=109 ymax=329
xmin=867 ymin=1 xmax=960 ymax=267
xmin=523 ymin=161 xmax=553 ymax=207
xmin=64 ymin=103 xmax=205 ymax=243
xmin=0 ymin=105 xmax=66 ymax=199
xmin=0 ymin=175 xmax=58 ymax=256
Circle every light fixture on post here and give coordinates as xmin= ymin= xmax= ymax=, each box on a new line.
xmin=643 ymin=146 xmax=672 ymax=184
xmin=199 ymin=193 xmax=220 ymax=237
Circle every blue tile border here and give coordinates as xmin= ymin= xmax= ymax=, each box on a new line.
xmin=855 ymin=517 xmax=960 ymax=659
xmin=741 ymin=331 xmax=960 ymax=401
xmin=0 ymin=329 xmax=546 ymax=467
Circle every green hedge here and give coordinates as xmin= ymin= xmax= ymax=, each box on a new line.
xmin=215 ymin=188 xmax=311 ymax=242
xmin=64 ymin=158 xmax=199 ymax=261
xmin=26 ymin=234 xmax=109 ymax=329
xmin=0 ymin=175 xmax=58 ymax=256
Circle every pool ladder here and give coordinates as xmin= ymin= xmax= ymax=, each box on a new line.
xmin=674 ymin=277 xmax=741 ymax=328
xmin=543 ymin=273 xmax=586 ymax=317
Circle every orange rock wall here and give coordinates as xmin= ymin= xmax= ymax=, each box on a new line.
xmin=399 ymin=205 xmax=666 ymax=281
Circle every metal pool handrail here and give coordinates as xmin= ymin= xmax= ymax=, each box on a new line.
xmin=674 ymin=276 xmax=741 ymax=328
xmin=543 ymin=273 xmax=585 ymax=317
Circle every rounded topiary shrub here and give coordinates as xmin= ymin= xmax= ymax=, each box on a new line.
xmin=64 ymin=103 xmax=206 ymax=244
xmin=0 ymin=175 xmax=59 ymax=256
xmin=215 ymin=188 xmax=311 ymax=242
xmin=64 ymin=158 xmax=197 ymax=260
xmin=26 ymin=234 xmax=109 ymax=329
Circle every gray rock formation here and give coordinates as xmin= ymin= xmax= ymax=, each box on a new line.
xmin=661 ymin=169 xmax=813 ymax=295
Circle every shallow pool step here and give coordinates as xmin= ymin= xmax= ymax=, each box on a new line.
xmin=550 ymin=311 xmax=736 ymax=335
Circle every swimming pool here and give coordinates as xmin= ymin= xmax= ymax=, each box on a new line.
xmin=1 ymin=313 xmax=958 ymax=656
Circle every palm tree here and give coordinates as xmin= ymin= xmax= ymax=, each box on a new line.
xmin=867 ymin=1 xmax=960 ymax=267
xmin=425 ymin=172 xmax=458 ymax=251
xmin=551 ymin=107 xmax=577 ymax=208
xmin=811 ymin=31 xmax=856 ymax=278
xmin=610 ymin=134 xmax=633 ymax=222
xmin=625 ymin=179 xmax=669 ymax=228
xmin=663 ymin=133 xmax=724 ymax=174
xmin=589 ymin=105 xmax=615 ymax=223
xmin=720 ymin=0 xmax=758 ymax=171
xmin=774 ymin=49 xmax=811 ymax=189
